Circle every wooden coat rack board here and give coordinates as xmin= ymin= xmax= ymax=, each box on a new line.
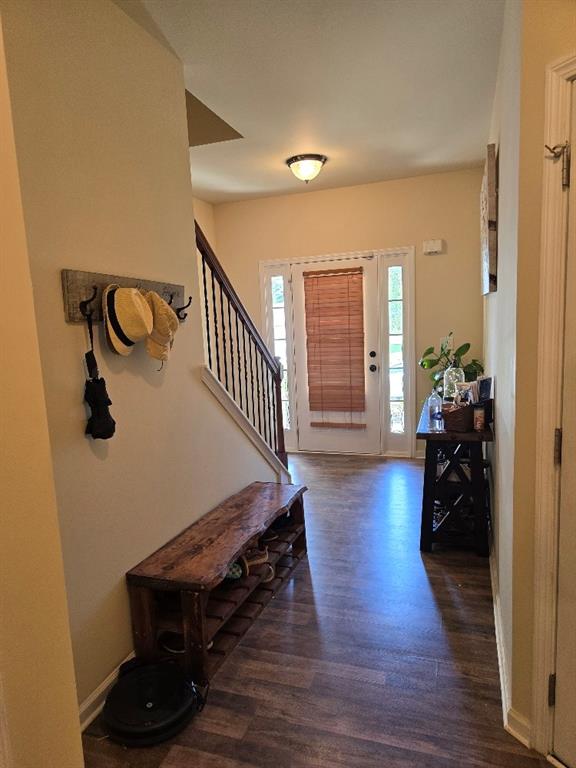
xmin=61 ymin=269 xmax=187 ymax=323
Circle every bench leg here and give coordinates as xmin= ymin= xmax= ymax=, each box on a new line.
xmin=290 ymin=496 xmax=307 ymax=557
xmin=128 ymin=585 xmax=157 ymax=661
xmin=181 ymin=590 xmax=209 ymax=684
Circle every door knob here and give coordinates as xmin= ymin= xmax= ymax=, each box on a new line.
xmin=369 ymin=364 xmax=377 ymax=372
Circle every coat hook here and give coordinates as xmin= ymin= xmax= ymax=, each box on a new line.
xmin=174 ymin=295 xmax=192 ymax=321
xmin=79 ymin=285 xmax=98 ymax=318
xmin=167 ymin=293 xmax=174 ymax=306
xmin=544 ymin=143 xmax=566 ymax=159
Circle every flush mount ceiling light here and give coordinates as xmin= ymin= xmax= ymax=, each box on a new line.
xmin=286 ymin=154 xmax=327 ymax=183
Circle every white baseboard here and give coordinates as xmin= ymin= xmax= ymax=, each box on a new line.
xmin=490 ymin=553 xmax=511 ymax=717
xmin=506 ymin=708 xmax=532 ymax=749
xmin=79 ymin=651 xmax=134 ymax=731
xmin=489 ymin=553 xmax=533 ymax=749
xmin=201 ymin=366 xmax=291 ymax=483
xmin=547 ymin=755 xmax=569 ymax=768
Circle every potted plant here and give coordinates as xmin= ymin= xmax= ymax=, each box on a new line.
xmin=419 ymin=332 xmax=483 ymax=396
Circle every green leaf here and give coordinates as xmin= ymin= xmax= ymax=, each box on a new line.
xmin=440 ymin=332 xmax=453 ymax=354
xmin=420 ymin=346 xmax=435 ymax=358
xmin=431 ymin=370 xmax=444 ymax=382
xmin=464 ymin=360 xmax=484 ymax=374
xmin=420 ymin=357 xmax=440 ymax=369
xmin=454 ymin=343 xmax=471 ymax=358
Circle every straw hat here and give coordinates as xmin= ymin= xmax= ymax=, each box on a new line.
xmin=144 ymin=291 xmax=179 ymax=361
xmin=102 ymin=285 xmax=153 ymax=356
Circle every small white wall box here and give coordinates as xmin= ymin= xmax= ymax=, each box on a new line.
xmin=423 ymin=239 xmax=444 ymax=255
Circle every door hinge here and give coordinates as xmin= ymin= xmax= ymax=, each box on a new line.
xmin=554 ymin=427 xmax=563 ymax=465
xmin=545 ymin=142 xmax=570 ymax=188
xmin=548 ymin=673 xmax=557 ymax=707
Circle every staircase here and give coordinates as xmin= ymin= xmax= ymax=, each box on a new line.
xmin=196 ymin=223 xmax=288 ymax=473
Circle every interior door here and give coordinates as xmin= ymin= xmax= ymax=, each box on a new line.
xmin=291 ymin=254 xmax=381 ymax=454
xmin=553 ymin=81 xmax=576 ymax=768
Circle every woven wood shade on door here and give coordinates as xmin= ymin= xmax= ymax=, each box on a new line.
xmin=303 ymin=267 xmax=366 ymax=430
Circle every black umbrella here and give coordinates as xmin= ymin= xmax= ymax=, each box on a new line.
xmin=81 ymin=287 xmax=115 ymax=440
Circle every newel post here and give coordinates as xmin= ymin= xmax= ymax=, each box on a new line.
xmin=274 ymin=360 xmax=287 ymax=467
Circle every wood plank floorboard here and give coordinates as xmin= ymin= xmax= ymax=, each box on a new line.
xmin=83 ymin=454 xmax=546 ymax=767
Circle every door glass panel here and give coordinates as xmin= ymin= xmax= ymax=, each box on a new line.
xmin=389 ymin=335 xmax=403 ymax=368
xmin=390 ymin=402 xmax=405 ymax=433
xmin=388 ymin=266 xmax=403 ymax=300
xmin=303 ymin=267 xmax=365 ymax=420
xmin=273 ymin=307 xmax=286 ymax=338
xmin=274 ymin=339 xmax=287 ymax=366
xmin=389 ymin=370 xmax=403 ymax=400
xmin=271 ymin=276 xmax=284 ymax=307
xmin=389 ymin=300 xmax=403 ymax=334
xmin=281 ymin=399 xmax=291 ymax=429
xmin=268 ymin=275 xmax=291 ymax=430
xmin=388 ymin=266 xmax=405 ymax=434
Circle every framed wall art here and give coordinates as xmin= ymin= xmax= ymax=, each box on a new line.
xmin=480 ymin=143 xmax=498 ymax=294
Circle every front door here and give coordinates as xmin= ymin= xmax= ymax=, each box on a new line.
xmin=291 ymin=254 xmax=381 ymax=454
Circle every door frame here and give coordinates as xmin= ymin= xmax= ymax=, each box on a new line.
xmin=532 ymin=52 xmax=576 ymax=758
xmin=259 ymin=247 xmax=416 ymax=458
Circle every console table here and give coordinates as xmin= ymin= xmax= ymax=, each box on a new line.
xmin=417 ymin=405 xmax=493 ymax=555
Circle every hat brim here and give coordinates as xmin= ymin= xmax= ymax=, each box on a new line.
xmin=102 ymin=285 xmax=133 ymax=356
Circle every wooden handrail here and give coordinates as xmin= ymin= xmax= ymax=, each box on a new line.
xmin=195 ymin=222 xmax=280 ymax=376
xmin=195 ymin=220 xmax=287 ymax=467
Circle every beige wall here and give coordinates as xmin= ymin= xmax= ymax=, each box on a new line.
xmin=211 ymin=168 xmax=484 ymax=431
xmin=193 ymin=195 xmax=218 ymax=248
xmin=484 ymin=0 xmax=521 ymax=714
xmin=485 ymin=0 xmax=576 ymax=726
xmin=0 ymin=14 xmax=84 ymax=766
xmin=2 ymin=0 xmax=275 ymax=706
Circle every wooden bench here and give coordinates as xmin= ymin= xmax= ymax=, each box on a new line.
xmin=126 ymin=482 xmax=307 ymax=683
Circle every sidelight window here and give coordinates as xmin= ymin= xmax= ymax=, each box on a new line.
xmin=269 ymin=275 xmax=291 ymax=429
xmin=388 ymin=266 xmax=404 ymax=434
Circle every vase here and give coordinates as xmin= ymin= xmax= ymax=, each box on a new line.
xmin=443 ymin=365 xmax=464 ymax=402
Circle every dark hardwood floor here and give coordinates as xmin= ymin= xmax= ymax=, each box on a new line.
xmin=83 ymin=454 xmax=546 ymax=767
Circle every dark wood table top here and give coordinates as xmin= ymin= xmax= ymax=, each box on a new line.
xmin=127 ymin=481 xmax=307 ymax=591
xmin=416 ymin=404 xmax=494 ymax=442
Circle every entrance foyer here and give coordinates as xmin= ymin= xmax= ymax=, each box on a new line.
xmin=84 ymin=454 xmax=547 ymax=768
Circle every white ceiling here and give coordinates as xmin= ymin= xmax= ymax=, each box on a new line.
xmin=143 ymin=0 xmax=504 ymax=203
